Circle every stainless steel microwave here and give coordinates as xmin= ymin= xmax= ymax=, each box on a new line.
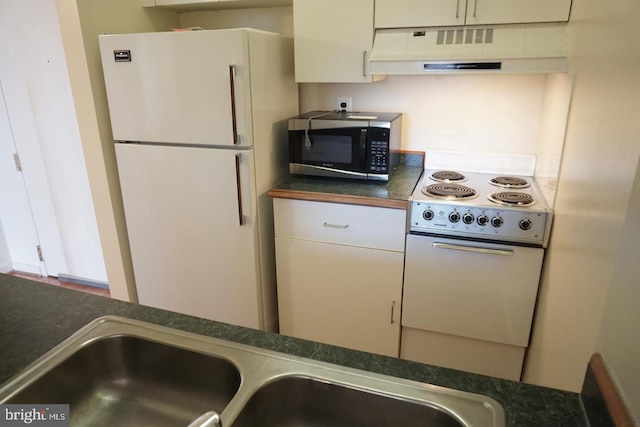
xmin=288 ymin=111 xmax=403 ymax=181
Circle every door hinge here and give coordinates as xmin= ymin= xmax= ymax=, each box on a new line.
xmin=13 ymin=153 xmax=22 ymax=172
xmin=36 ymin=245 xmax=44 ymax=262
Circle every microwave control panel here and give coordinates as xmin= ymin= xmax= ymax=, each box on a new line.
xmin=369 ymin=140 xmax=389 ymax=172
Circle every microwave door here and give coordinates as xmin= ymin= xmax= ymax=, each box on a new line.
xmin=290 ymin=128 xmax=370 ymax=179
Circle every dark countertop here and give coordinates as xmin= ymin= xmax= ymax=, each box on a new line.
xmin=268 ymin=154 xmax=424 ymax=209
xmin=0 ymin=274 xmax=588 ymax=426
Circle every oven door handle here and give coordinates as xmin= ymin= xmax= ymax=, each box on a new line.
xmin=433 ymin=242 xmax=513 ymax=256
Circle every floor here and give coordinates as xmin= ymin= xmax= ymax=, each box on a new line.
xmin=7 ymin=271 xmax=111 ymax=297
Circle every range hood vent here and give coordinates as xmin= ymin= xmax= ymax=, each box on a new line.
xmin=369 ymin=23 xmax=568 ymax=75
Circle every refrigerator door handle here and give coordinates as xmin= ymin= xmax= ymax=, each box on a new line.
xmin=229 ymin=65 xmax=239 ymax=145
xmin=235 ymin=154 xmax=246 ymax=226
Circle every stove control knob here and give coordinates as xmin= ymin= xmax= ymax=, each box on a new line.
xmin=491 ymin=216 xmax=504 ymax=228
xmin=423 ymin=209 xmax=434 ymax=221
xmin=477 ymin=215 xmax=488 ymax=226
xmin=519 ymin=218 xmax=532 ymax=230
xmin=462 ymin=213 xmax=474 ymax=224
xmin=448 ymin=212 xmax=461 ymax=223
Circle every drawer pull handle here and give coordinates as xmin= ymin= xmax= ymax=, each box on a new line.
xmin=323 ymin=222 xmax=349 ymax=229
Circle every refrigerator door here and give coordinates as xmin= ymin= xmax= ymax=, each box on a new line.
xmin=116 ymin=143 xmax=262 ymax=328
xmin=100 ymin=29 xmax=252 ymax=147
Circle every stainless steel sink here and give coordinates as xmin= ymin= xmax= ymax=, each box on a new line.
xmin=3 ymin=335 xmax=240 ymax=426
xmin=0 ymin=316 xmax=506 ymax=427
xmin=232 ymin=376 xmax=467 ymax=427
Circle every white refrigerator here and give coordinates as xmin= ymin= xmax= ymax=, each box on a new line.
xmin=99 ymin=28 xmax=298 ymax=331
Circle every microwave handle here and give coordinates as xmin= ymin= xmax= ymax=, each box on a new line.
xmin=359 ymin=128 xmax=368 ymax=169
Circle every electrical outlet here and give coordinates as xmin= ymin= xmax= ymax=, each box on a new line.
xmin=336 ymin=96 xmax=353 ymax=112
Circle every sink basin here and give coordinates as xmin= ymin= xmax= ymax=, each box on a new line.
xmin=232 ymin=376 xmax=464 ymax=427
xmin=5 ymin=336 xmax=241 ymax=426
xmin=0 ymin=316 xmax=505 ymax=427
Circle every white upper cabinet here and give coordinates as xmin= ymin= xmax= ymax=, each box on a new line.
xmin=293 ymin=0 xmax=381 ymax=83
xmin=375 ymin=0 xmax=465 ymax=28
xmin=466 ymin=0 xmax=573 ymax=25
xmin=375 ymin=0 xmax=572 ymax=29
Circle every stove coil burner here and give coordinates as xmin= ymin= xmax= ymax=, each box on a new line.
xmin=423 ymin=183 xmax=477 ymax=200
xmin=430 ymin=170 xmax=466 ymax=183
xmin=489 ymin=191 xmax=535 ymax=207
xmin=489 ymin=176 xmax=530 ymax=189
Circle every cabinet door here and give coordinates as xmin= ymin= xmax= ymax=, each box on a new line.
xmin=466 ymin=0 xmax=572 ymax=25
xmin=293 ymin=0 xmax=376 ymax=83
xmin=375 ymin=0 xmax=464 ymax=28
xmin=276 ymin=237 xmax=403 ymax=356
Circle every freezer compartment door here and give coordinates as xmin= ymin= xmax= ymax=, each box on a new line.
xmin=100 ymin=30 xmax=251 ymax=147
xmin=402 ymin=234 xmax=544 ymax=347
xmin=116 ymin=143 xmax=262 ymax=329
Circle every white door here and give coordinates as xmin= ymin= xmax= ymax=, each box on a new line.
xmin=0 ymin=81 xmax=69 ymax=277
xmin=0 ymin=83 xmax=44 ymax=275
xmin=99 ymin=29 xmax=252 ymax=147
xmin=116 ymin=143 xmax=262 ymax=328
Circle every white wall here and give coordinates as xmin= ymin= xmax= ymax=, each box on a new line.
xmin=523 ymin=0 xmax=640 ymax=394
xmin=0 ymin=218 xmax=12 ymax=273
xmin=535 ymin=73 xmax=573 ymax=206
xmin=180 ymin=6 xmax=293 ymax=35
xmin=299 ymin=75 xmax=547 ymax=154
xmin=0 ymin=0 xmax=107 ymax=281
xmin=596 ymin=157 xmax=640 ymax=422
xmin=56 ymin=0 xmax=179 ymax=300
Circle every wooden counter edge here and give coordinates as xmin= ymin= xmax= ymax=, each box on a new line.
xmin=590 ymin=353 xmax=635 ymax=427
xmin=267 ymin=188 xmax=408 ymax=210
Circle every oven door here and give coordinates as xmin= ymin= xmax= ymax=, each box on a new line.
xmin=402 ymin=234 xmax=544 ymax=347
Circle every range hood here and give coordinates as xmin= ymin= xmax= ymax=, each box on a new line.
xmin=369 ymin=23 xmax=567 ymax=75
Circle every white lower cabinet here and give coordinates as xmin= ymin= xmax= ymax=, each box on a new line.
xmin=274 ymin=198 xmax=405 ymax=357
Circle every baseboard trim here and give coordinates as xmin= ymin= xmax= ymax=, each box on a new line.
xmin=58 ymin=274 xmax=109 ymax=289
xmin=10 ymin=262 xmax=41 ymax=276
xmin=0 ymin=262 xmax=12 ymax=274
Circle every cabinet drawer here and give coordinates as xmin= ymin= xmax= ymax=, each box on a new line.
xmin=273 ymin=198 xmax=406 ymax=252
